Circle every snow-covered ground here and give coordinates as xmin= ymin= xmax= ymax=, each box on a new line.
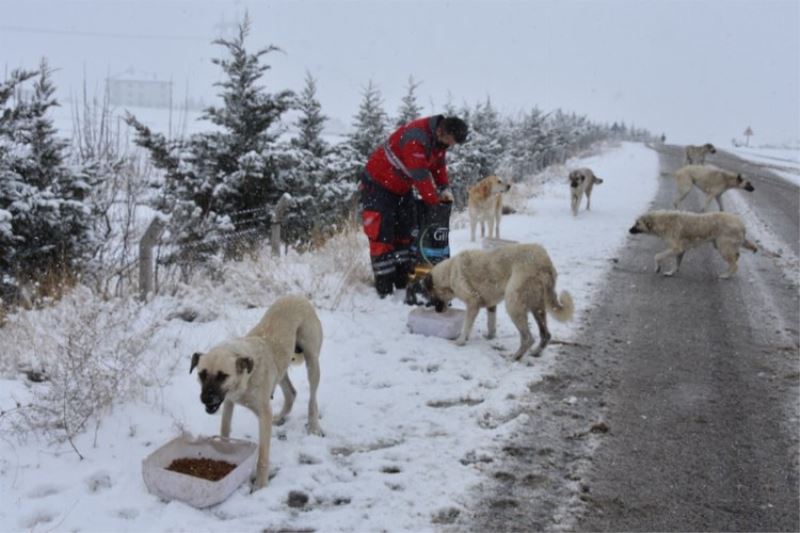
xmin=0 ymin=140 xmax=694 ymax=532
xmin=727 ymin=145 xmax=800 ymax=186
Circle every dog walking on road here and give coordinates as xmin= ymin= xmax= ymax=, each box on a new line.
xmin=673 ymin=164 xmax=755 ymax=212
xmin=685 ymin=143 xmax=716 ymax=164
xmin=629 ymin=210 xmax=758 ymax=279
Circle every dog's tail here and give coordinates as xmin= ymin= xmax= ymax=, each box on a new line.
xmin=742 ymin=239 xmax=758 ymax=254
xmin=546 ymin=287 xmax=574 ymax=322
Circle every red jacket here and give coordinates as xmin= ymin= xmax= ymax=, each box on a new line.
xmin=364 ymin=115 xmax=450 ymax=205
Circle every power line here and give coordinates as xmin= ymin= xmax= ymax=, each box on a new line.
xmin=0 ymin=25 xmax=209 ymax=42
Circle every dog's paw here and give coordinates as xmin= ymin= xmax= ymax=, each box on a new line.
xmin=454 ymin=338 xmax=467 ymax=346
xmin=483 ymin=332 xmax=496 ymax=340
xmin=307 ymin=424 xmax=325 ymax=437
xmin=251 ymin=467 xmax=277 ymax=491
xmin=252 ymin=475 xmax=268 ymax=491
xmin=663 ymin=270 xmax=676 ymax=277
xmin=273 ymin=415 xmax=288 ymax=426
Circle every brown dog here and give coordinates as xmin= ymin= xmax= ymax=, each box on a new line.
xmin=468 ymin=175 xmax=511 ymax=242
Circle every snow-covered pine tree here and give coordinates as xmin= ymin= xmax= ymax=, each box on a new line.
xmin=0 ymin=61 xmax=93 ymax=298
xmin=200 ymin=13 xmax=294 ymax=216
xmin=395 ymin=75 xmax=423 ymax=127
xmin=503 ymin=107 xmax=550 ymax=179
xmin=270 ymin=72 xmax=357 ymax=246
xmin=348 ymin=80 xmax=388 ymax=161
xmin=0 ymin=69 xmax=38 ymax=286
xmin=291 ymin=71 xmax=328 ymax=158
xmin=445 ymin=98 xmax=504 ymax=207
xmin=268 ymin=141 xmax=357 ymax=247
xmin=128 ymin=14 xmax=294 ymax=264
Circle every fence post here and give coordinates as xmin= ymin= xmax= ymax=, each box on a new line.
xmin=139 ymin=217 xmax=165 ymax=302
xmin=271 ymin=193 xmax=291 ymax=257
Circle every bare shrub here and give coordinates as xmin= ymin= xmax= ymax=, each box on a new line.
xmin=165 ymin=220 xmax=372 ymax=318
xmin=0 ymin=286 xmax=160 ymax=457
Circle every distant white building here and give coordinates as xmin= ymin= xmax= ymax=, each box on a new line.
xmin=106 ymin=70 xmax=172 ymax=108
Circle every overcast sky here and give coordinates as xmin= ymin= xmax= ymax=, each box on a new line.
xmin=2 ymin=0 xmax=798 ymax=147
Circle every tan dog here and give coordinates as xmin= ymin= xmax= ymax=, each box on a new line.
xmin=629 ymin=210 xmax=758 ymax=279
xmin=685 ymin=143 xmax=716 ymax=164
xmin=673 ymin=164 xmax=755 ymax=211
xmin=423 ymin=243 xmax=574 ymax=359
xmin=568 ymin=168 xmax=604 ymax=216
xmin=468 ymin=174 xmax=511 ymax=242
xmin=190 ymin=295 xmax=323 ymax=489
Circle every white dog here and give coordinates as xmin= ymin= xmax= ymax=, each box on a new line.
xmin=190 ymin=295 xmax=323 ymax=489
xmin=685 ymin=143 xmax=716 ymax=165
xmin=468 ymin=174 xmax=511 ymax=241
xmin=569 ymin=168 xmax=604 ymax=216
xmin=423 ymin=243 xmax=574 ymax=359
xmin=673 ymin=164 xmax=755 ymax=211
xmin=629 ymin=210 xmax=758 ymax=279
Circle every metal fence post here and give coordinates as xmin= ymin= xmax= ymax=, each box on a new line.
xmin=139 ymin=217 xmax=165 ymax=302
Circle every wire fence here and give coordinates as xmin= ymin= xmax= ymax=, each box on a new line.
xmin=138 ymin=194 xmax=292 ymax=301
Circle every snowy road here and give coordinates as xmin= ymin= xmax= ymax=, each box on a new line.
xmin=466 ymin=144 xmax=800 ymax=532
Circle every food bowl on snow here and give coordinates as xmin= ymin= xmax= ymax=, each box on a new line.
xmin=142 ymin=433 xmax=257 ymax=508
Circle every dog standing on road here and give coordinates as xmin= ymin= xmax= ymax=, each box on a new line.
xmin=569 ymin=168 xmax=604 ymax=216
xmin=423 ymin=243 xmax=574 ymax=360
xmin=673 ymin=164 xmax=755 ymax=211
xmin=629 ymin=210 xmax=758 ymax=279
xmin=190 ymin=295 xmax=324 ymax=489
xmin=685 ymin=143 xmax=716 ymax=164
xmin=468 ymin=174 xmax=511 ymax=242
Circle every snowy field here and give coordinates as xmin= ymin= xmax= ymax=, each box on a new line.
xmin=0 ymin=140 xmax=717 ymax=532
xmin=727 ymin=145 xmax=800 ymax=186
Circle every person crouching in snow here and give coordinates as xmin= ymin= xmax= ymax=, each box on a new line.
xmin=359 ymin=115 xmax=469 ymax=298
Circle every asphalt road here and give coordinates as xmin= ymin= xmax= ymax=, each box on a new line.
xmin=461 ymin=144 xmax=800 ymax=532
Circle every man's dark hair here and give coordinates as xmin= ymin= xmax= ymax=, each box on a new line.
xmin=440 ymin=116 xmax=469 ymax=144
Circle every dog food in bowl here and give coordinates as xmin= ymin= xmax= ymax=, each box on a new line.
xmin=166 ymin=457 xmax=237 ymax=482
xmin=143 ymin=434 xmax=257 ymax=508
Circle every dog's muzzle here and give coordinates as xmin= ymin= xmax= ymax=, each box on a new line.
xmin=405 ymin=278 xmax=436 ymax=307
xmin=629 ymin=226 xmax=641 ymax=234
xmin=201 ymin=388 xmax=224 ymax=414
xmin=204 ymin=400 xmax=222 ymax=414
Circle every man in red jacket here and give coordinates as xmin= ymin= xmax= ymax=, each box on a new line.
xmin=360 ymin=115 xmax=468 ymax=297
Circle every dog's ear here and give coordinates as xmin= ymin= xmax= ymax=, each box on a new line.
xmin=190 ymin=352 xmax=202 ymax=373
xmin=236 ymin=357 xmax=254 ymax=374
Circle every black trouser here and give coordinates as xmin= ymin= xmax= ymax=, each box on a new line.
xmin=359 ymin=174 xmax=414 ymax=296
